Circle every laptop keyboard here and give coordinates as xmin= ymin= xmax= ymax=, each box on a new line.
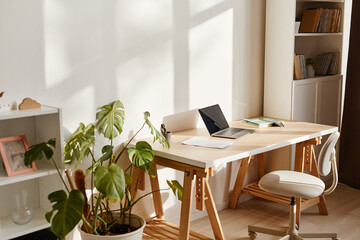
xmin=217 ymin=128 xmax=243 ymax=136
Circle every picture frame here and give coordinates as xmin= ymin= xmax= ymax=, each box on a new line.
xmin=0 ymin=135 xmax=37 ymax=177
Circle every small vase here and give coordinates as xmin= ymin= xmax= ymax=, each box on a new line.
xmin=162 ymin=131 xmax=172 ymax=142
xmin=295 ymin=21 xmax=301 ymax=34
xmin=306 ymin=65 xmax=315 ymax=78
xmin=11 ymin=190 xmax=33 ymax=225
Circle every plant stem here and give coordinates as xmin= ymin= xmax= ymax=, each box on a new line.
xmin=93 ymin=193 xmax=104 ymax=233
xmin=114 ymin=122 xmax=146 ymax=163
xmin=51 ymin=157 xmax=70 ymax=193
xmin=90 ymin=148 xmax=95 ymax=215
xmin=81 ymin=215 xmax=98 ymax=235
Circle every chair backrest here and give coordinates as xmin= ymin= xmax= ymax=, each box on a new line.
xmin=318 ymin=131 xmax=340 ymax=195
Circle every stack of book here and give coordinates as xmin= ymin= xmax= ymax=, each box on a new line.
xmin=299 ymin=8 xmax=342 ymax=33
xmin=315 ymin=52 xmax=340 ymax=75
xmin=240 ymin=118 xmax=285 ymax=128
xmin=294 ymin=54 xmax=307 ymax=80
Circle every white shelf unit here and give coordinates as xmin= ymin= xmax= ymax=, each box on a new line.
xmin=0 ymin=106 xmax=64 ymax=240
xmin=263 ymin=0 xmax=351 ymax=170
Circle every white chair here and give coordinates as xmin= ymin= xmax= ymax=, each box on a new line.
xmin=248 ymin=132 xmax=340 ymax=240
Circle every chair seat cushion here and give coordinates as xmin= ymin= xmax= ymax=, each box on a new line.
xmin=259 ymin=170 xmax=325 ymax=198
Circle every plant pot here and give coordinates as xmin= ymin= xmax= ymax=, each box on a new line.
xmin=162 ymin=131 xmax=172 ymax=142
xmin=306 ymin=65 xmax=315 ymax=78
xmin=78 ymin=214 xmax=145 ymax=240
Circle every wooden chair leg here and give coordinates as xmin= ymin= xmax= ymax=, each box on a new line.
xmin=228 ymin=157 xmax=251 ymax=209
xmin=296 ymin=197 xmax=301 ymax=228
xmin=179 ymin=169 xmax=195 ymax=240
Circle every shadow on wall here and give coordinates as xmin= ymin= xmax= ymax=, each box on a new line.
xmin=0 ymin=0 xmax=265 ymax=224
xmin=1 ymin=0 xmax=264 ymax=131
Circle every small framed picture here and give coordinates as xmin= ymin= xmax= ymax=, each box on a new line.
xmin=0 ymin=135 xmax=37 ymax=177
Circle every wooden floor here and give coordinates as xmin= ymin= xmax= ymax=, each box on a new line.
xmin=190 ymin=184 xmax=360 ymax=239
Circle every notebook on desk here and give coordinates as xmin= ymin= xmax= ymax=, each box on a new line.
xmin=198 ymin=104 xmax=254 ymax=139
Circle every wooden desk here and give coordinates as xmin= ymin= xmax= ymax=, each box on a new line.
xmin=130 ymin=120 xmax=337 ymax=240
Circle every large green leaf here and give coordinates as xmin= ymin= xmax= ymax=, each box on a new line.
xmin=167 ymin=180 xmax=183 ymax=201
xmin=46 ymin=190 xmax=84 ymax=238
xmin=144 ymin=112 xmax=170 ymax=149
xmin=96 ymin=100 xmax=125 ymax=140
xmin=86 ymin=145 xmax=114 ymax=175
xmin=94 ymin=163 xmax=125 ymax=200
xmin=128 ymin=141 xmax=154 ymax=171
xmin=24 ymin=138 xmax=56 ymax=167
xmin=64 ymin=123 xmax=94 ymax=165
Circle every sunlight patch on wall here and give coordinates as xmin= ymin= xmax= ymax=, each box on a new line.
xmin=115 ymin=40 xmax=174 ymax=139
xmin=114 ymin=0 xmax=172 ymax=52
xmin=61 ymin=85 xmax=95 ymax=133
xmin=190 ymin=0 xmax=224 ymax=15
xmin=189 ymin=9 xmax=233 ymax=119
xmin=44 ymin=0 xmax=102 ymax=88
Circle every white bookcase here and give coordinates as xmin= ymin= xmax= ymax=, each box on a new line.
xmin=0 ymin=106 xmax=64 ymax=240
xmin=263 ymin=0 xmax=351 ymax=170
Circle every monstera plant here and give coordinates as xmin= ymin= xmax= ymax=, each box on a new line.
xmin=23 ymin=100 xmax=177 ymax=239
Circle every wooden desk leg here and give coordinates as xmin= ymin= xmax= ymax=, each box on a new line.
xmin=257 ymin=153 xmax=265 ymax=180
xmin=229 ymin=157 xmax=251 ymax=209
xmin=179 ymin=169 xmax=195 ymax=240
xmin=204 ymin=179 xmax=225 ymax=240
xmin=149 ymin=163 xmax=165 ymax=219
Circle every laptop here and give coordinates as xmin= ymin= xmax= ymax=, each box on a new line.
xmin=198 ymin=104 xmax=254 ymax=139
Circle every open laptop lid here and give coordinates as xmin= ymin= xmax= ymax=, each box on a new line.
xmin=198 ymin=104 xmax=229 ymax=135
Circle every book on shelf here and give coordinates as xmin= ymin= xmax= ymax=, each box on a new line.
xmin=299 ymin=8 xmax=342 ymax=33
xmin=299 ymin=8 xmax=322 ymax=33
xmin=315 ymin=52 xmax=333 ymax=75
xmin=294 ymin=54 xmax=303 ymax=80
xmin=336 ymin=9 xmax=342 ymax=32
xmin=300 ymin=54 xmax=307 ymax=79
xmin=294 ymin=54 xmax=307 ymax=80
xmin=327 ymin=52 xmax=340 ymax=75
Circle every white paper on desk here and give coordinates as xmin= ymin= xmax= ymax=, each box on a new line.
xmin=182 ymin=137 xmax=233 ymax=149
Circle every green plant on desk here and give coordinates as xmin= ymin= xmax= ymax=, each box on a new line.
xmin=23 ymin=100 xmax=180 ymax=238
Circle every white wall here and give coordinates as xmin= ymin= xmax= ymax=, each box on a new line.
xmin=0 ymin=0 xmax=265 ymax=229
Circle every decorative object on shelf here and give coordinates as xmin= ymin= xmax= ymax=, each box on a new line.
xmin=18 ymin=98 xmax=41 ymax=110
xmin=295 ymin=18 xmax=301 ymax=34
xmin=0 ymin=92 xmax=11 ymax=113
xmin=306 ymin=58 xmax=318 ymax=78
xmin=23 ymin=100 xmax=174 ymax=239
xmin=161 ymin=123 xmax=172 ymax=142
xmin=11 ymin=190 xmax=33 ymax=225
xmin=0 ymin=135 xmax=37 ymax=177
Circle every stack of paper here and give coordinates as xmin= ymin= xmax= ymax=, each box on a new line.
xmin=182 ymin=137 xmax=233 ymax=149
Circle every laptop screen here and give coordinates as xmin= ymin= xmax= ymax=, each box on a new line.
xmin=198 ymin=104 xmax=230 ymax=134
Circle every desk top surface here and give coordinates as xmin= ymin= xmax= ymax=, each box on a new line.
xmin=138 ymin=120 xmax=338 ymax=169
